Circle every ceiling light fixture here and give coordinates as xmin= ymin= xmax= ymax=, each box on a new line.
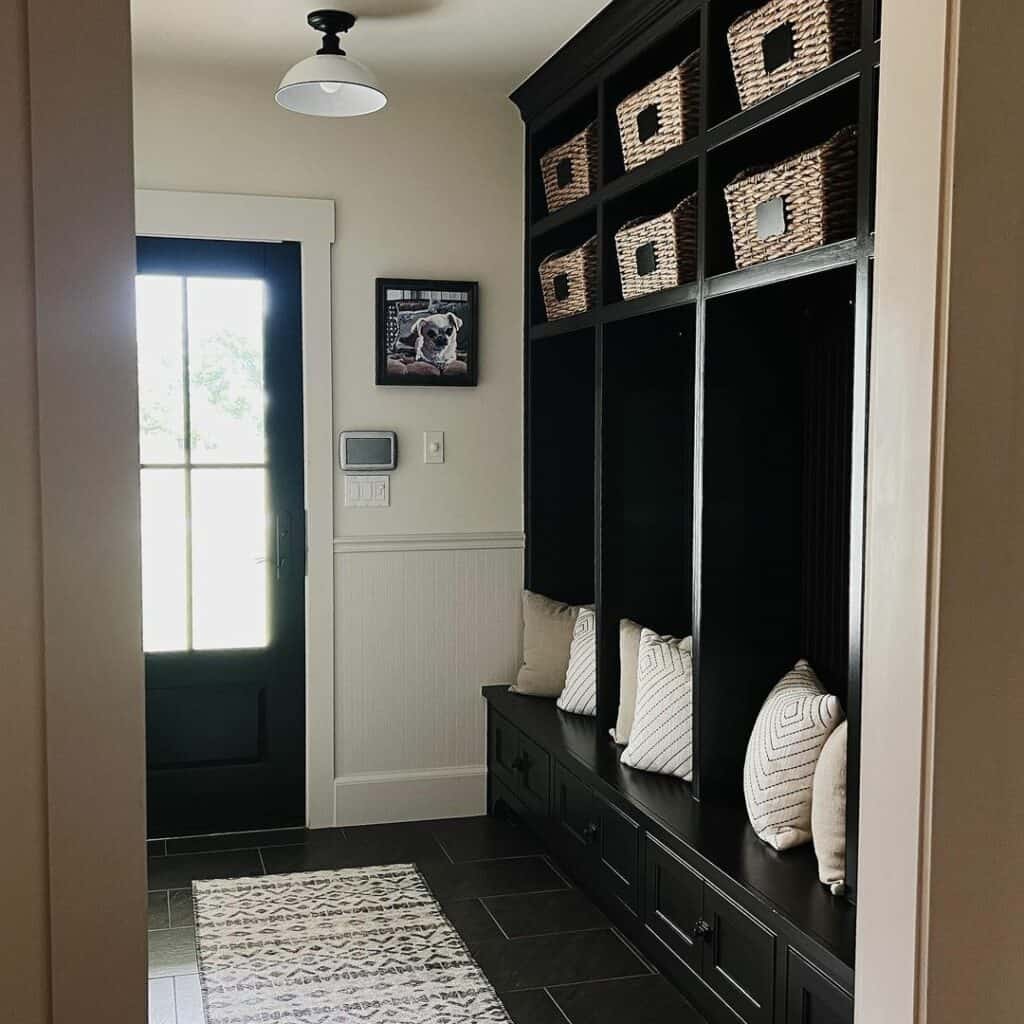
xmin=276 ymin=10 xmax=387 ymax=118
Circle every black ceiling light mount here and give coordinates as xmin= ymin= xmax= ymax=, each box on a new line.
xmin=276 ymin=9 xmax=387 ymax=117
xmin=308 ymin=9 xmax=357 ymax=55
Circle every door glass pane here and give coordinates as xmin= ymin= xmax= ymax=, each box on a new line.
xmin=140 ymin=469 xmax=188 ymax=652
xmin=186 ymin=277 xmax=267 ymax=464
xmin=191 ymin=468 xmax=268 ymax=650
xmin=136 ymin=276 xmax=185 ymax=464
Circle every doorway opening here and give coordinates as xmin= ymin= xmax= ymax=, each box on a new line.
xmin=137 ymin=237 xmax=306 ymax=838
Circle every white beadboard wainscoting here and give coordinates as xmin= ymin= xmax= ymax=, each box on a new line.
xmin=332 ymin=532 xmax=524 ymax=826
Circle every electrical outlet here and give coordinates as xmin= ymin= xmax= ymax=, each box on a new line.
xmin=424 ymin=431 xmax=445 ymax=464
xmin=344 ymin=474 xmax=389 ymax=508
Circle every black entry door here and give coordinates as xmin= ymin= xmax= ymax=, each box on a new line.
xmin=136 ymin=237 xmax=305 ymax=838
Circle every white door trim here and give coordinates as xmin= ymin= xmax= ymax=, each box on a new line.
xmin=135 ymin=188 xmax=337 ymax=828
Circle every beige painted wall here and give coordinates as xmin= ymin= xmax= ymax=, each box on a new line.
xmin=922 ymin=0 xmax=1024 ymax=1017
xmin=3 ymin=0 xmax=145 ymax=1022
xmin=131 ymin=66 xmax=525 ymax=538
xmin=0 ymin=2 xmax=51 ymax=1020
xmin=861 ymin=0 xmax=1024 ymax=1020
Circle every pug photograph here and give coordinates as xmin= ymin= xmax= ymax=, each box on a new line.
xmin=376 ymin=279 xmax=479 ymax=387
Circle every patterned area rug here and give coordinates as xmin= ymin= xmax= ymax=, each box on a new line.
xmin=192 ymin=864 xmax=512 ymax=1024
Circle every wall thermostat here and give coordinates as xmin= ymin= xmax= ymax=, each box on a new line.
xmin=339 ymin=431 xmax=397 ymax=473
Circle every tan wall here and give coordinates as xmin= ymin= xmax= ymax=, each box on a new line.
xmin=131 ymin=66 xmax=524 ymax=539
xmin=2 ymin=0 xmax=146 ymax=1021
xmin=923 ymin=0 xmax=1024 ymax=1017
xmin=0 ymin=1 xmax=52 ymax=1020
xmin=861 ymin=0 xmax=1024 ymax=1020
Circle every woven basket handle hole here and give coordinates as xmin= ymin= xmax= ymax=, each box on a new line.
xmin=635 ymin=242 xmax=659 ymax=278
xmin=553 ymin=274 xmax=572 ymax=302
xmin=762 ymin=22 xmax=795 ymax=74
xmin=636 ymin=104 xmax=661 ymax=144
xmin=756 ymin=196 xmax=788 ymax=240
xmin=555 ymin=158 xmax=574 ymax=188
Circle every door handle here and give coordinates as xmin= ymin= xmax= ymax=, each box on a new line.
xmin=582 ymin=820 xmax=600 ymax=845
xmin=275 ymin=512 xmax=292 ymax=579
xmin=691 ymin=918 xmax=713 ymax=942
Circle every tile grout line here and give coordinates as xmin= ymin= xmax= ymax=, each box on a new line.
xmin=542 ymin=969 xmax=656 ymax=991
xmin=434 ymin=836 xmax=457 ymax=865
xmin=542 ymin=987 xmax=575 ymax=1024
xmin=478 ymin=898 xmax=512 ymax=940
xmin=540 ymin=854 xmax=575 ymax=890
xmin=609 ymin=924 xmax=658 ymax=974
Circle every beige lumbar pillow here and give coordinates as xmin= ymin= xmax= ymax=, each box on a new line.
xmin=621 ymin=630 xmax=694 ymax=780
xmin=511 ymin=591 xmax=579 ymax=697
xmin=743 ymin=660 xmax=844 ymax=851
xmin=611 ymin=619 xmax=643 ymax=744
xmin=557 ymin=607 xmax=597 ymax=716
xmin=812 ymin=720 xmax=848 ymax=895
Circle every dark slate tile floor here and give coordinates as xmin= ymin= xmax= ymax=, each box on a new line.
xmin=147 ymin=815 xmax=705 ymax=1024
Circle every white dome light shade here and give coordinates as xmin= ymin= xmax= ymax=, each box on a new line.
xmin=276 ymin=53 xmax=387 ymax=117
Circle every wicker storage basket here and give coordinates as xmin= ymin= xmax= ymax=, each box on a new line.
xmin=539 ymin=122 xmax=599 ymax=214
xmin=724 ymin=126 xmax=857 ymax=269
xmin=616 ymin=51 xmax=700 ymax=173
xmin=727 ymin=0 xmax=858 ymax=110
xmin=538 ymin=237 xmax=599 ymax=321
xmin=615 ymin=195 xmax=698 ymax=300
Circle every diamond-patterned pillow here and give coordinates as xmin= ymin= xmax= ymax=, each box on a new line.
xmin=621 ymin=629 xmax=693 ymax=780
xmin=557 ymin=607 xmax=597 ymax=716
xmin=743 ymin=660 xmax=844 ymax=851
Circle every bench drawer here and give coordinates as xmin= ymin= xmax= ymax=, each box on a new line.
xmin=644 ymin=835 xmax=704 ymax=975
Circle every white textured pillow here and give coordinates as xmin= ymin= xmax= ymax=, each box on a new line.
xmin=812 ymin=720 xmax=848 ymax=894
xmin=557 ymin=607 xmax=597 ymax=716
xmin=621 ymin=630 xmax=693 ymax=780
xmin=743 ymin=660 xmax=845 ymax=851
xmin=611 ymin=619 xmax=643 ymax=744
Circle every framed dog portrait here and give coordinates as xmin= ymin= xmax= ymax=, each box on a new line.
xmin=375 ymin=278 xmax=479 ymax=387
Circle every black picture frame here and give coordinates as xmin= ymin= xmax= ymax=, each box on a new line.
xmin=375 ymin=278 xmax=480 ymax=387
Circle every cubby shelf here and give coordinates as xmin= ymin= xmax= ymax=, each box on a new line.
xmin=513 ymin=2 xmax=879 ymax=1020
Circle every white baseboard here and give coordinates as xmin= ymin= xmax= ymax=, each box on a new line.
xmin=333 ymin=766 xmax=487 ymax=827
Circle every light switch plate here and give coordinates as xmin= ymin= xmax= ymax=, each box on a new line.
xmin=424 ymin=431 xmax=445 ymax=464
xmin=344 ymin=474 xmax=390 ymax=508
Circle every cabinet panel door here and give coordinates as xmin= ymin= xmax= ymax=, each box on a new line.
xmin=553 ymin=760 xmax=598 ymax=855
xmin=517 ymin=732 xmax=551 ymax=819
xmin=490 ymin=776 xmax=526 ymax=819
xmin=703 ymin=883 xmax=776 ymax=1024
xmin=595 ymin=794 xmax=641 ymax=914
xmin=786 ymin=950 xmax=853 ymax=1024
xmin=644 ymin=835 xmax=704 ymax=975
xmin=489 ymin=712 xmax=521 ymax=793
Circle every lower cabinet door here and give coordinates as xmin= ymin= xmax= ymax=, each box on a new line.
xmin=517 ymin=733 xmax=551 ymax=820
xmin=489 ymin=712 xmax=521 ymax=793
xmin=786 ymin=950 xmax=853 ymax=1024
xmin=553 ymin=760 xmax=598 ymax=862
xmin=644 ymin=835 xmax=705 ymax=976
xmin=490 ymin=777 xmax=525 ymax=819
xmin=702 ymin=883 xmax=776 ymax=1024
xmin=595 ymin=794 xmax=640 ymax=914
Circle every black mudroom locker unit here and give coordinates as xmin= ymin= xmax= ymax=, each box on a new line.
xmin=484 ymin=1 xmax=879 ymax=1022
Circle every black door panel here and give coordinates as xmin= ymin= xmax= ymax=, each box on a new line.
xmin=644 ymin=835 xmax=705 ymax=975
xmin=596 ymin=793 xmax=640 ymax=914
xmin=138 ymin=237 xmax=305 ymax=837
xmin=787 ymin=950 xmax=853 ymax=1024
xmin=704 ymin=883 xmax=776 ymax=1024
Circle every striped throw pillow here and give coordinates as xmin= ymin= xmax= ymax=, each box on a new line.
xmin=743 ymin=660 xmax=844 ymax=851
xmin=621 ymin=630 xmax=693 ymax=780
xmin=556 ymin=607 xmax=597 ymax=716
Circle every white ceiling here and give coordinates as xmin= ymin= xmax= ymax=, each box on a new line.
xmin=131 ymin=0 xmax=608 ymax=89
